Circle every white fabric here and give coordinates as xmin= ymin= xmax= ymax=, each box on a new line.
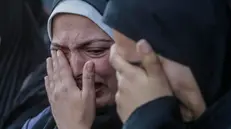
xmin=47 ymin=0 xmax=113 ymax=41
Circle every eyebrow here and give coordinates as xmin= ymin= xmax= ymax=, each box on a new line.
xmin=51 ymin=38 xmax=113 ymax=48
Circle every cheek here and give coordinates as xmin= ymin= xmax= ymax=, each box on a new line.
xmin=92 ymin=56 xmax=117 ymax=91
xmin=93 ymin=55 xmax=115 ymax=77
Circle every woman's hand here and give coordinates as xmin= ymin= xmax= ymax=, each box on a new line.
xmin=45 ymin=50 xmax=95 ymax=129
xmin=110 ymin=40 xmax=173 ymax=123
xmin=159 ymin=56 xmax=206 ymax=121
xmin=110 ymin=39 xmax=206 ymax=122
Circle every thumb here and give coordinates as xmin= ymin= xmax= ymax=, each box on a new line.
xmin=82 ymin=61 xmax=96 ymax=101
xmin=136 ymin=39 xmax=162 ymax=77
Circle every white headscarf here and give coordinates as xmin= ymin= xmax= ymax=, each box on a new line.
xmin=47 ymin=0 xmax=113 ymax=41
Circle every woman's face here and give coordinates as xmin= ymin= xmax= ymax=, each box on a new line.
xmin=51 ymin=14 xmax=117 ymax=108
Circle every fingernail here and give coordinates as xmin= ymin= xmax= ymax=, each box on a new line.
xmin=139 ymin=39 xmax=152 ymax=54
xmin=86 ymin=61 xmax=94 ymax=72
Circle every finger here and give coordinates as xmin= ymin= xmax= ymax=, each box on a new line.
xmin=116 ymin=71 xmax=129 ymax=94
xmin=82 ymin=61 xmax=95 ymax=100
xmin=180 ymin=105 xmax=193 ymax=122
xmin=51 ymin=51 xmax=58 ymax=72
xmin=44 ymin=76 xmax=53 ymax=104
xmin=110 ymin=44 xmax=143 ymax=77
xmin=46 ymin=57 xmax=54 ymax=77
xmin=46 ymin=58 xmax=55 ymax=91
xmin=57 ymin=50 xmax=78 ymax=89
xmin=136 ymin=39 xmax=162 ymax=77
xmin=44 ymin=76 xmax=50 ymax=93
xmin=51 ymin=51 xmax=60 ymax=84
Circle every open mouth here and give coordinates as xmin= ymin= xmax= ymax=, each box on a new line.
xmin=77 ymin=82 xmax=104 ymax=92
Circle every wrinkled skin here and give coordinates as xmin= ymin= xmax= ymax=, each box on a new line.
xmin=45 ymin=14 xmax=118 ymax=129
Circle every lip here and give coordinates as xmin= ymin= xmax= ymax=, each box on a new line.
xmin=77 ymin=82 xmax=104 ymax=91
xmin=95 ymin=85 xmax=104 ymax=97
xmin=95 ymin=83 xmax=104 ymax=92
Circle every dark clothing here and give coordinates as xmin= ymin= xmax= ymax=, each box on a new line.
xmin=103 ymin=0 xmax=231 ymax=128
xmin=123 ymin=91 xmax=231 ymax=129
xmin=123 ymin=97 xmax=185 ymax=129
xmin=52 ymin=0 xmax=109 ymax=14
xmin=2 ymin=62 xmax=49 ymax=129
xmin=103 ymin=0 xmax=231 ymax=106
xmin=0 ymin=0 xmax=48 ymax=126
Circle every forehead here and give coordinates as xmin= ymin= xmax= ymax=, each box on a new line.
xmin=52 ymin=14 xmax=111 ymax=46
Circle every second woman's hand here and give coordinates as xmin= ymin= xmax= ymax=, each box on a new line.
xmin=110 ymin=40 xmax=173 ymax=123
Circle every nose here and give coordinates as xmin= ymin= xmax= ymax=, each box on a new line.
xmin=68 ymin=52 xmax=86 ymax=77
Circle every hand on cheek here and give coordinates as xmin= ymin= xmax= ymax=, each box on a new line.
xmin=45 ymin=50 xmax=96 ymax=129
xmin=110 ymin=40 xmax=173 ymax=123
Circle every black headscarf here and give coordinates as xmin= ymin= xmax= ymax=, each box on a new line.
xmin=103 ymin=0 xmax=231 ymax=107
xmin=103 ymin=0 xmax=231 ymax=128
xmin=0 ymin=0 xmax=48 ymax=127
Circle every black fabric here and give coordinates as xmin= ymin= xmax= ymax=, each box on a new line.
xmin=0 ymin=0 xmax=48 ymax=127
xmin=123 ymin=97 xmax=185 ymax=129
xmin=103 ymin=0 xmax=231 ymax=129
xmin=123 ymin=94 xmax=231 ymax=129
xmin=51 ymin=0 xmax=108 ymax=15
xmin=189 ymin=90 xmax=231 ymax=129
xmin=103 ymin=0 xmax=231 ymax=107
xmin=2 ymin=62 xmax=49 ymax=129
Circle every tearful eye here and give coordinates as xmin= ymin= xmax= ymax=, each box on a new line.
xmin=87 ymin=49 xmax=105 ymax=54
xmin=50 ymin=47 xmax=69 ymax=57
xmin=85 ymin=47 xmax=109 ymax=58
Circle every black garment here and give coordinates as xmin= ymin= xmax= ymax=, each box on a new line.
xmin=52 ymin=0 xmax=108 ymax=14
xmin=2 ymin=62 xmax=49 ymax=129
xmin=103 ymin=0 xmax=231 ymax=128
xmin=103 ymin=0 xmax=231 ymax=106
xmin=123 ymin=93 xmax=231 ymax=129
xmin=123 ymin=97 xmax=185 ymax=129
xmin=0 ymin=0 xmax=48 ymax=126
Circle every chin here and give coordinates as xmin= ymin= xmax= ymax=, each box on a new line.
xmin=95 ymin=90 xmax=115 ymax=108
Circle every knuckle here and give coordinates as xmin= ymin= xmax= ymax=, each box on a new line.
xmin=60 ymin=86 xmax=68 ymax=93
xmin=53 ymin=90 xmax=60 ymax=101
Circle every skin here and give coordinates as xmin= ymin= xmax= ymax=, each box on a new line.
xmin=45 ymin=13 xmax=205 ymax=129
xmin=110 ymin=40 xmax=173 ymax=122
xmin=51 ymin=14 xmax=117 ymax=108
xmin=45 ymin=14 xmax=117 ymax=129
xmin=113 ymin=30 xmax=206 ymax=122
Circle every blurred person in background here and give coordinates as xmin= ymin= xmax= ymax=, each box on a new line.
xmin=0 ymin=0 xmax=48 ymax=127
